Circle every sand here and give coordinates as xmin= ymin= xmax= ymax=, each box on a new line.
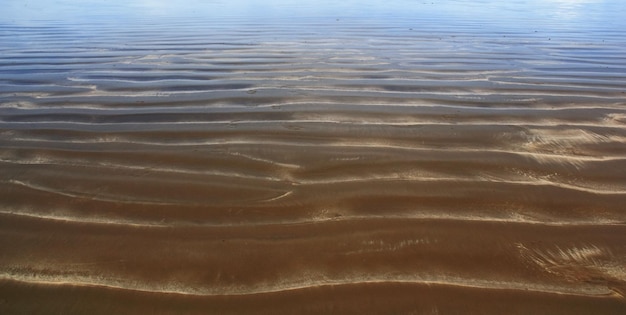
xmin=1 ymin=1 xmax=626 ymax=314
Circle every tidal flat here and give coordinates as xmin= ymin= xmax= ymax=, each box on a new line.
xmin=1 ymin=0 xmax=625 ymax=314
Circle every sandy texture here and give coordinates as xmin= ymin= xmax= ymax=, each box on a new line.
xmin=1 ymin=1 xmax=626 ymax=313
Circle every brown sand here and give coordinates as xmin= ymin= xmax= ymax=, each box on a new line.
xmin=1 ymin=8 xmax=626 ymax=314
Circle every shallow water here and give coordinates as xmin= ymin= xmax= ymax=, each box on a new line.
xmin=1 ymin=0 xmax=626 ymax=314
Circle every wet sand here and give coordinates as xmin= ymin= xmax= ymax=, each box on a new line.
xmin=1 ymin=1 xmax=626 ymax=314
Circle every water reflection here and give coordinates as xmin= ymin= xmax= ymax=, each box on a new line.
xmin=2 ymin=0 xmax=624 ymax=31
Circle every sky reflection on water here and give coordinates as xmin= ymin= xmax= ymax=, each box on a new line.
xmin=2 ymin=0 xmax=625 ymax=32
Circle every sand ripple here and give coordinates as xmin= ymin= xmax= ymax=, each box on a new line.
xmin=1 ymin=1 xmax=626 ymax=313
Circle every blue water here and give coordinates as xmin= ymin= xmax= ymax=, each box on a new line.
xmin=3 ymin=0 xmax=626 ymax=31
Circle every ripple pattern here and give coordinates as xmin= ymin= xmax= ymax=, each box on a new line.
xmin=1 ymin=5 xmax=626 ymax=314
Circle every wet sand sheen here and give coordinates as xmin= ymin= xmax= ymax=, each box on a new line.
xmin=2 ymin=1 xmax=626 ymax=314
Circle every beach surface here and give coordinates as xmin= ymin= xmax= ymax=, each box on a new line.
xmin=1 ymin=0 xmax=626 ymax=313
